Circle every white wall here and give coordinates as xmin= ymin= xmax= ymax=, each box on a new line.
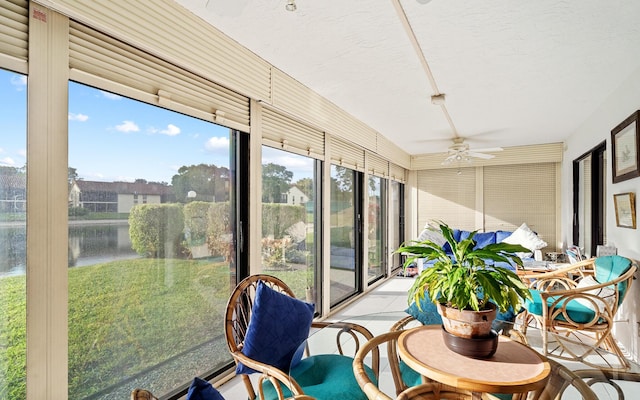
xmin=563 ymin=64 xmax=640 ymax=361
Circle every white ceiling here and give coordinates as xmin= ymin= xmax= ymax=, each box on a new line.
xmin=174 ymin=0 xmax=640 ymax=155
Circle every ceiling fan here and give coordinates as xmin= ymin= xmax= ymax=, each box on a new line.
xmin=441 ymin=137 xmax=503 ymax=166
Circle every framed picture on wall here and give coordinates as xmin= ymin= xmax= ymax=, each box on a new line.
xmin=611 ymin=110 xmax=640 ymax=183
xmin=614 ymin=192 xmax=636 ymax=229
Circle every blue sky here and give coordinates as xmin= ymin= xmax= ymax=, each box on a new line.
xmin=1 ymin=69 xmax=313 ymax=183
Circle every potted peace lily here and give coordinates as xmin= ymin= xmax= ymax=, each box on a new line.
xmin=396 ymin=221 xmax=532 ymax=357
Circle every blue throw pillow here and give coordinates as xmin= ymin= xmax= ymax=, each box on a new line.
xmin=473 ymin=232 xmax=496 ymax=249
xmin=186 ymin=377 xmax=225 ymax=400
xmin=236 ymin=281 xmax=315 ymax=375
xmin=405 ymin=291 xmax=442 ymax=325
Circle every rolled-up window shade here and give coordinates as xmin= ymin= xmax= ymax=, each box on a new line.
xmin=68 ymin=21 xmax=250 ymax=131
xmin=261 ymin=107 xmax=324 ymax=160
xmin=0 ymin=0 xmax=28 ymax=66
xmin=389 ymin=163 xmax=406 ymax=183
xmin=330 ymin=136 xmax=365 ymax=172
xmin=367 ymin=152 xmax=389 ymax=178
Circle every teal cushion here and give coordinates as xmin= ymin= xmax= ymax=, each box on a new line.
xmin=595 ymin=255 xmax=631 ymax=282
xmin=236 ymin=281 xmax=314 ymax=375
xmin=525 ymin=289 xmax=597 ymax=324
xmin=399 ymin=360 xmax=421 ymax=387
xmin=405 ymin=292 xmax=442 ymax=325
xmin=595 ymin=255 xmax=631 ymax=304
xmin=260 ymin=354 xmax=375 ymax=400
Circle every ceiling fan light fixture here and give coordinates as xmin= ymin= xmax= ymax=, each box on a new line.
xmin=285 ymin=0 xmax=297 ymax=12
xmin=431 ymin=93 xmax=446 ymax=105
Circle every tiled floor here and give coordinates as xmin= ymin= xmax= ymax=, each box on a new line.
xmin=216 ymin=275 xmax=415 ymax=399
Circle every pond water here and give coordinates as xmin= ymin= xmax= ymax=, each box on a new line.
xmin=0 ymin=221 xmax=138 ymax=277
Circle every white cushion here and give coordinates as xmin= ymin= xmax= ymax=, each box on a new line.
xmin=575 ymin=275 xmax=616 ymax=314
xmin=416 ymin=225 xmax=446 ymax=246
xmin=501 ymin=223 xmax=547 ymax=252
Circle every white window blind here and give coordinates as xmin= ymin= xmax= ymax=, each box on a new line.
xmin=0 ymin=0 xmax=28 ymax=67
xmin=483 ymin=163 xmax=557 ymax=251
xmin=416 ymin=168 xmax=477 ymax=232
xmin=261 ymin=107 xmax=325 ymax=160
xmin=68 ymin=21 xmax=250 ymax=132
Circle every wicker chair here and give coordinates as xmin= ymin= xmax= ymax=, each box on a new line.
xmin=572 ymin=368 xmax=640 ymax=399
xmin=353 ymin=328 xmax=475 ymax=400
xmin=225 ymin=274 xmax=379 ymax=400
xmin=520 ymin=255 xmax=637 ymax=370
xmin=527 ymin=360 xmax=597 ymax=400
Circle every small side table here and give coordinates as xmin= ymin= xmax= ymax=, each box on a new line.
xmin=398 ymin=326 xmax=550 ymax=400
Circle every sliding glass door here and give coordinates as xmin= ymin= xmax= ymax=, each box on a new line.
xmin=329 ymin=165 xmax=362 ymax=306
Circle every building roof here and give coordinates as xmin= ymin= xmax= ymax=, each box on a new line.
xmin=73 ymin=180 xmax=173 ymax=196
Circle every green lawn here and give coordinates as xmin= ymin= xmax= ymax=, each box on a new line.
xmin=0 ymin=259 xmax=311 ymax=399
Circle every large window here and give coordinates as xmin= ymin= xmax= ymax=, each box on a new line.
xmin=0 ymin=69 xmax=27 ymax=399
xmin=329 ymin=165 xmax=361 ymax=305
xmin=68 ymin=82 xmax=236 ymax=399
xmin=260 ymin=146 xmax=319 ymax=303
xmin=367 ymin=176 xmax=386 ymax=282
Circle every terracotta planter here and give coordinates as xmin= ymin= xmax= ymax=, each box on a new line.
xmin=436 ymin=302 xmax=497 ymax=339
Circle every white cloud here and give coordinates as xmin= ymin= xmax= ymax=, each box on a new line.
xmin=115 ymin=120 xmax=139 ymax=133
xmin=205 ymin=136 xmax=230 ymax=151
xmin=101 ymin=91 xmax=122 ymax=100
xmin=10 ymin=75 xmax=26 ymax=91
xmin=159 ymin=124 xmax=180 ymax=136
xmin=262 ymin=152 xmax=314 ymax=178
xmin=68 ymin=112 xmax=89 ymax=122
xmin=0 ymin=157 xmax=15 ymax=166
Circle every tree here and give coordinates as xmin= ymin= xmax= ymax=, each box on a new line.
xmin=262 ymin=163 xmax=293 ymax=203
xmin=171 ymin=163 xmax=230 ymax=203
xmin=68 ymin=167 xmax=79 ymax=183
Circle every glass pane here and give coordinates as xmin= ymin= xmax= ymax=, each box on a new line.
xmin=0 ymin=69 xmax=27 ymax=399
xmin=367 ymin=176 xmax=385 ymax=281
xmin=68 ymin=82 xmax=235 ymax=399
xmin=330 ymin=165 xmax=357 ymax=305
xmin=389 ymin=181 xmax=403 ymax=272
xmin=260 ymin=147 xmax=317 ymax=302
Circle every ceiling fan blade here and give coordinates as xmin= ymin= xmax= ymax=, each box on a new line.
xmin=467 ymin=151 xmax=495 ymax=159
xmin=441 ymin=154 xmax=458 ymax=165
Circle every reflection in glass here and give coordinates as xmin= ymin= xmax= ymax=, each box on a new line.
xmin=68 ymin=82 xmax=235 ymax=398
xmin=260 ymin=146 xmax=317 ymax=302
xmin=367 ymin=175 xmax=385 ymax=282
xmin=367 ymin=176 xmax=387 ymax=281
xmin=389 ymin=181 xmax=404 ymax=272
xmin=330 ymin=165 xmax=357 ymax=305
xmin=0 ymin=69 xmax=27 ymax=399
